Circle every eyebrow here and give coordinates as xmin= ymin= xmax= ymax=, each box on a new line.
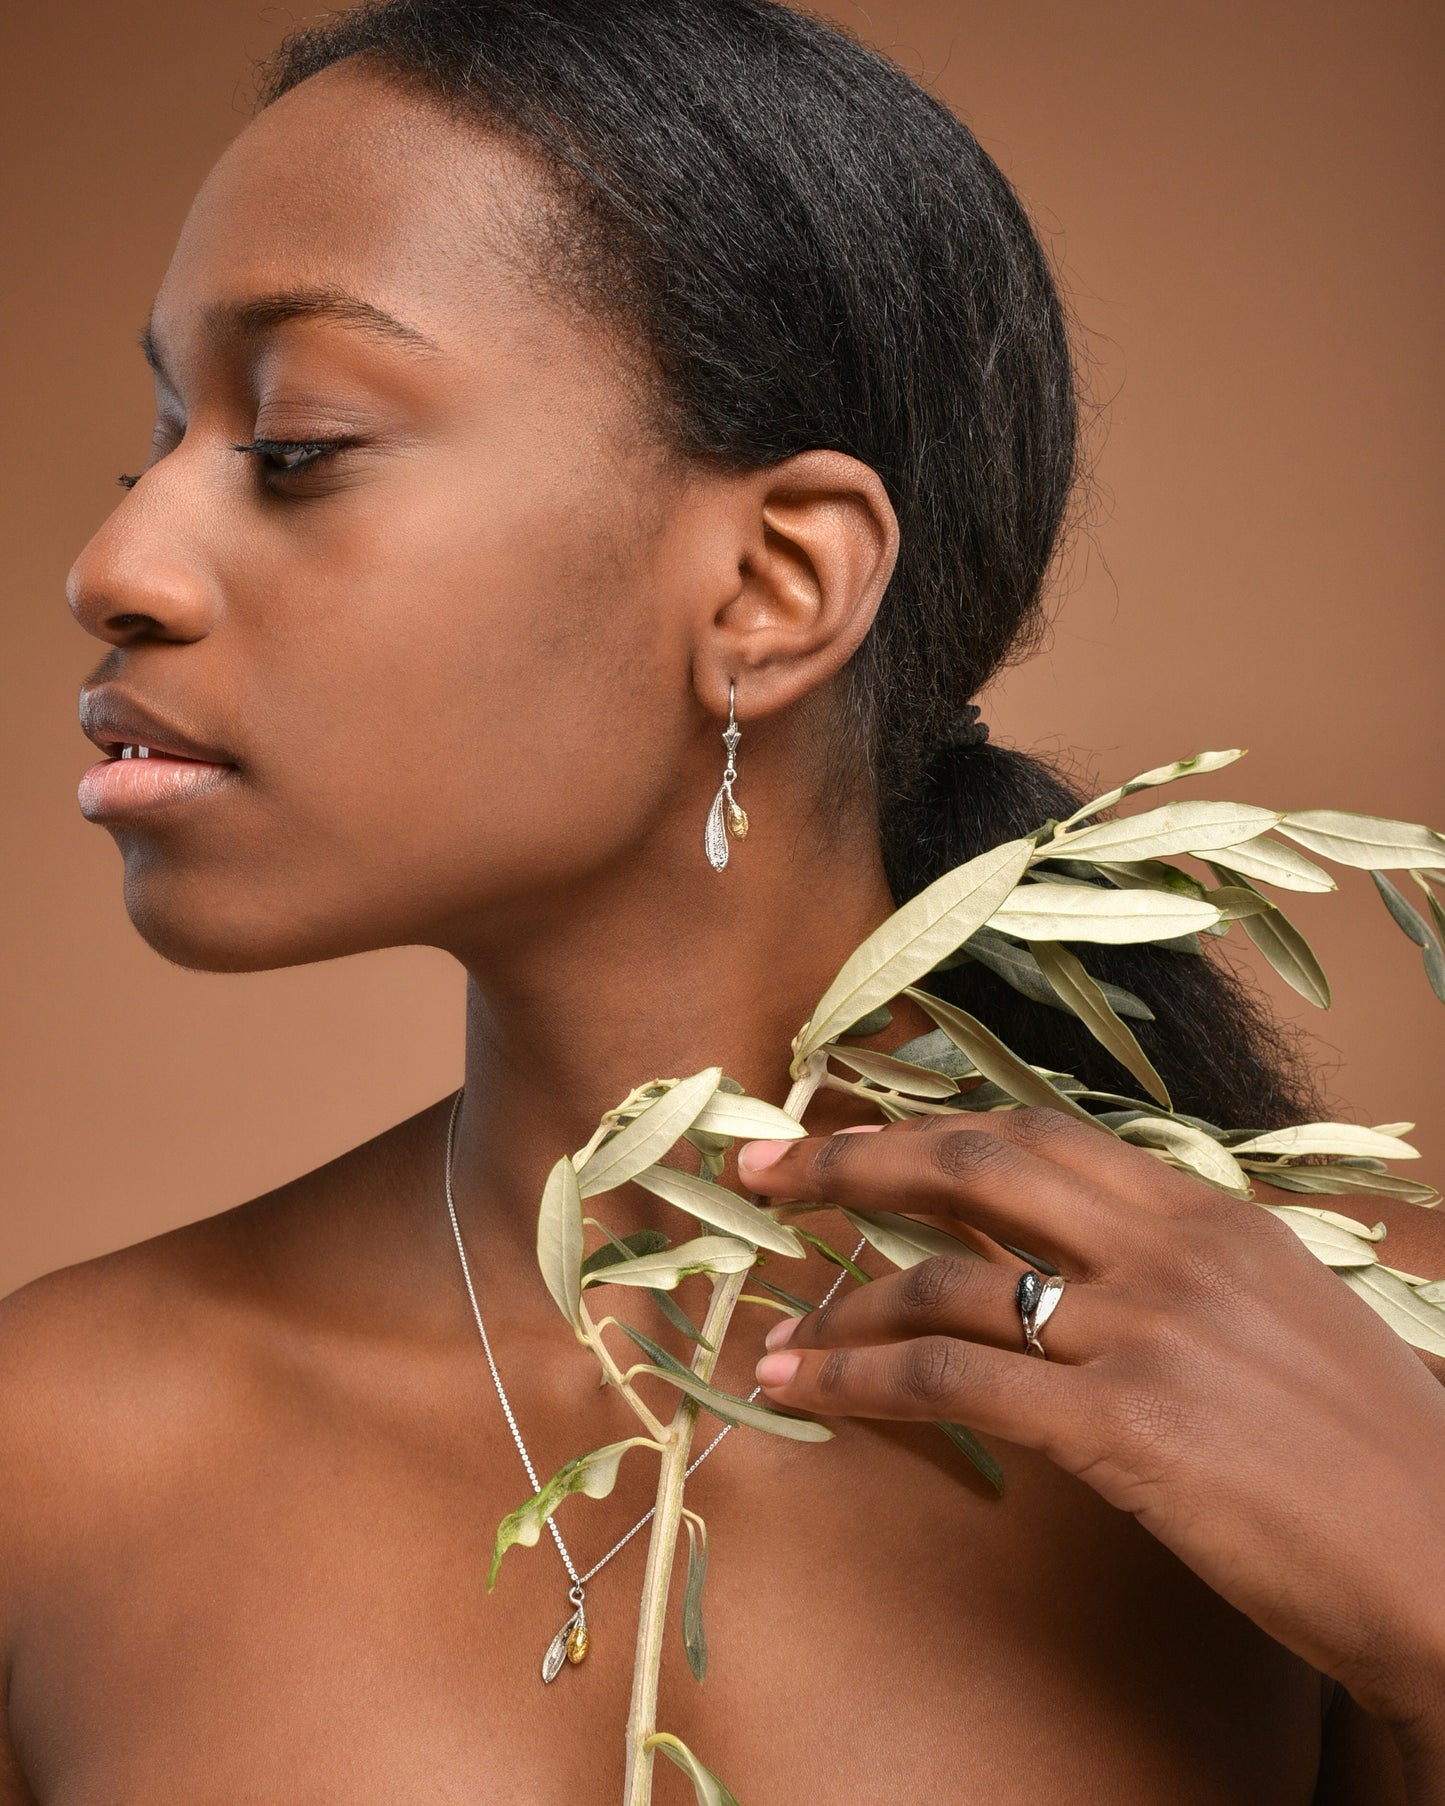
xmin=139 ymin=286 xmax=440 ymax=373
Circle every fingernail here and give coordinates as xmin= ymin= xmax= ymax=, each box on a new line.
xmin=755 ymin=1351 xmax=801 ymax=1388
xmin=764 ymin=1315 xmax=799 ymax=1350
xmin=738 ymin=1139 xmax=791 ymax=1172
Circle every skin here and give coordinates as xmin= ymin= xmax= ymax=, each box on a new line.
xmin=2 ymin=54 xmax=1443 ymax=1805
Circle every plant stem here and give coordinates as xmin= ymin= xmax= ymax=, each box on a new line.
xmin=620 ymin=1058 xmax=827 ymax=1805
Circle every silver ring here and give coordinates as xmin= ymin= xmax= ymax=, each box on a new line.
xmin=1015 ymin=1270 xmax=1066 ymax=1359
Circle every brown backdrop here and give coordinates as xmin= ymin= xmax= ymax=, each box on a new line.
xmin=3 ymin=0 xmax=1441 ymax=1296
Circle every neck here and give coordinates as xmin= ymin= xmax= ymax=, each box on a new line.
xmin=443 ymin=802 xmax=922 ymax=1291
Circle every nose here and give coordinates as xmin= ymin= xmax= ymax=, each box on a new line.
xmin=66 ymin=477 xmax=223 ymax=646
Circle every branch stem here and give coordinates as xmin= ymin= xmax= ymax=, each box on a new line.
xmin=620 ymin=1057 xmax=827 ymax=1804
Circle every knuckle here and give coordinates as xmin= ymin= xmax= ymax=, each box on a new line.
xmin=898 ymin=1336 xmax=968 ymax=1408
xmin=931 ymin=1128 xmax=1021 ymax=1187
xmin=898 ymin=1255 xmax=975 ymax=1322
xmin=815 ymin=1348 xmax=854 ymax=1399
xmin=1002 ymin=1107 xmax=1080 ymax=1153
xmin=811 ymin=1129 xmax=864 ymax=1193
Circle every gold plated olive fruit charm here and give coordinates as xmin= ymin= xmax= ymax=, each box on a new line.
xmin=566 ymin=1624 xmax=590 ymax=1664
xmin=726 ymin=800 xmax=749 ymax=839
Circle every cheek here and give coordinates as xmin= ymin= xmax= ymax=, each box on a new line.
xmin=118 ymin=461 xmax=689 ymax=969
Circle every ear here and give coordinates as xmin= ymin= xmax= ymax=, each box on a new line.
xmin=693 ymin=449 xmax=899 ymax=723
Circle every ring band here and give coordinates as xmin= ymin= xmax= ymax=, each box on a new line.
xmin=1015 ymin=1270 xmax=1066 ymax=1359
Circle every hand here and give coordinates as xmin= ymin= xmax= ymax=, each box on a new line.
xmin=737 ymin=1110 xmax=1445 ymax=1762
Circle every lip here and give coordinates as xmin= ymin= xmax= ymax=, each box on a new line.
xmin=77 ymin=686 xmax=239 ymax=822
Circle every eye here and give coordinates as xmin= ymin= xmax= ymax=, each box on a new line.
xmin=231 ymin=437 xmax=353 ymax=485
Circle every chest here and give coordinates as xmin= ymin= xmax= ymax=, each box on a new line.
xmin=12 ymin=1359 xmax=1324 ymax=1805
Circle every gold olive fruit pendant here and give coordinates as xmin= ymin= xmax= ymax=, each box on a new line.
xmin=566 ymin=1625 xmax=590 ymax=1665
xmin=726 ymin=801 xmax=749 ymax=838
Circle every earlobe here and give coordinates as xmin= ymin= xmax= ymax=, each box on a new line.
xmin=699 ymin=449 xmax=899 ymax=722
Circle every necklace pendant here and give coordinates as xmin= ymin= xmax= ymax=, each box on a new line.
xmin=541 ymin=1610 xmax=581 ymax=1684
xmin=566 ymin=1622 xmax=590 ymax=1665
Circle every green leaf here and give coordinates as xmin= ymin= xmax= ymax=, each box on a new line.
xmin=580 ymin=1227 xmax=671 ymax=1277
xmin=644 ymin=1733 xmax=739 ymax=1806
xmin=1276 ymin=810 xmax=1445 ymax=872
xmin=1031 ymin=940 xmax=1171 ymax=1107
xmin=959 ymin=925 xmax=1155 ymax=1020
xmin=1203 ymin=885 xmax=1275 ymax=922
xmin=747 ymin=1277 xmax=818 ymax=1315
xmin=648 ymin=1287 xmax=715 ymax=1347
xmin=1371 ymin=871 xmax=1445 ymax=1004
xmin=581 ymin=1235 xmax=758 ymax=1291
xmin=689 ymin=1092 xmax=811 ymax=1142
xmin=682 ymin=1515 xmax=710 ymax=1683
xmin=791 ymin=1226 xmax=872 ymax=1283
xmin=1262 ymin=1204 xmax=1381 ymax=1268
xmin=933 ymin=1420 xmax=1005 ymax=1493
xmin=489 ymin=1438 xmax=653 ymax=1588
xmin=537 ymin=1156 xmax=585 ymax=1329
xmin=630 ymin=1161 xmax=805 ymax=1257
xmin=576 ymin=1068 xmax=724 ymax=1198
xmin=1053 ymin=800 xmax=1281 ymax=864
xmin=838 ymin=1208 xmax=982 ymax=1271
xmin=826 ymin=1044 xmax=961 ymax=1097
xmin=843 ymin=1005 xmax=894 ymax=1036
xmin=1339 ymin=1267 xmax=1445 ymax=1358
xmin=609 ymin=1318 xmax=701 ymax=1384
xmin=797 ymin=837 xmax=1036 ymax=1058
xmin=1218 ymin=872 xmax=1332 ymax=1008
xmin=1245 ymin=1163 xmax=1440 ymax=1205
xmin=1206 ymin=834 xmax=1336 ymax=893
xmin=987 ymin=882 xmax=1223 ymax=945
xmin=1113 ymin=1116 xmax=1251 ymax=1194
xmin=886 ymin=1029 xmax=980 ymax=1079
xmin=1089 ymin=858 xmax=1209 ymax=899
xmin=1055 ymin=749 xmax=1248 ymax=829
xmin=902 ymin=988 xmax=1104 ymax=1126
xmin=633 ymin=1364 xmax=835 ymax=1440
xmin=1232 ymin=1122 xmax=1421 ymax=1161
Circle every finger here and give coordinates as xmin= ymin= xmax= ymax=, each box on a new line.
xmin=753 ymin=1331 xmax=1081 ymax=1454
xmin=739 ymin=1114 xmax=1135 ymax=1274
xmin=929 ymin=1106 xmax=1217 ymax=1217
xmin=773 ymin=1253 xmax=1097 ymax=1365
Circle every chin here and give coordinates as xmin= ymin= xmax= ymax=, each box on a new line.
xmin=121 ymin=864 xmax=368 ymax=975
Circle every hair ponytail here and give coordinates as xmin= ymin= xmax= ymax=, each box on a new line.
xmin=262 ymin=0 xmax=1324 ymax=1130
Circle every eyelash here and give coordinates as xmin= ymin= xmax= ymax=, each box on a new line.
xmin=116 ymin=438 xmax=353 ymax=493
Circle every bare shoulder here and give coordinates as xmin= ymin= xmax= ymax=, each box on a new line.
xmin=0 ymin=1096 xmax=447 ymax=1608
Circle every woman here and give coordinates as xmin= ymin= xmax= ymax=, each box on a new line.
xmin=4 ymin=0 xmax=1442 ymax=1799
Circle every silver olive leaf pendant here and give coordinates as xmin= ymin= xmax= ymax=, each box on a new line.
xmin=705 ymin=720 xmax=747 ymax=872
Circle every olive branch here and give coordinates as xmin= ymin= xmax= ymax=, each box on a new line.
xmin=487 ymin=747 xmax=1445 ymax=1805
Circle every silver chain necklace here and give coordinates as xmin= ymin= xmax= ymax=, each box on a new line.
xmin=442 ymin=1085 xmax=864 ymax=1683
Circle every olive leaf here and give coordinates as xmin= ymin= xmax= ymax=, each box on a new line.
xmin=903 ymin=988 xmax=1106 ymax=1126
xmin=1055 ymin=749 xmax=1247 ymax=829
xmin=689 ymin=1091 xmax=811 ymax=1141
xmin=1262 ymin=1204 xmax=1381 ymax=1268
xmin=826 ymin=1044 xmax=961 ymax=1097
xmin=955 ymin=924 xmax=1155 ymax=1020
xmin=1113 ymin=1116 xmax=1252 ymax=1195
xmin=1088 ymin=857 xmax=1209 ymax=900
xmin=1203 ymin=885 xmax=1275 ymax=922
xmin=630 ymin=1161 xmax=805 ymax=1257
xmin=1370 ymin=871 xmax=1445 ymax=1003
xmin=489 ymin=1437 xmax=656 ymax=1588
xmin=1031 ymin=939 xmax=1171 ymax=1107
xmin=838 ymin=1208 xmax=982 ymax=1270
xmin=843 ymin=1004 xmax=894 ymax=1036
xmin=682 ymin=1514 xmax=710 ymax=1683
xmin=933 ymin=1420 xmax=1006 ymax=1493
xmin=576 ymin=1067 xmax=724 ymax=1198
xmin=1339 ymin=1267 xmax=1445 ymax=1358
xmin=581 ymin=1236 xmax=758 ymax=1291
xmin=644 ymin=1733 xmax=739 ymax=1806
xmin=581 ymin=1228 xmax=671 ymax=1276
xmin=795 ymin=836 xmax=1036 ymax=1059
xmin=1232 ymin=1123 xmax=1421 ymax=1161
xmin=986 ymin=881 xmax=1223 ymax=944
xmin=1052 ymin=798 xmax=1282 ymax=865
xmin=1276 ymin=810 xmax=1445 ymax=872
xmin=1207 ymin=834 xmax=1336 ymax=893
xmin=1245 ymin=1163 xmax=1440 ymax=1204
xmin=631 ymin=1364 xmax=835 ymax=1440
xmin=790 ymin=1225 xmax=873 ymax=1282
xmin=1206 ymin=867 xmax=1332 ymax=1008
xmin=886 ymin=1028 xmax=980 ymax=1079
xmin=537 ymin=1155 xmax=586 ymax=1329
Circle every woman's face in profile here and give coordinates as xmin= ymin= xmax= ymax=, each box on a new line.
xmin=67 ymin=62 xmax=714 ymax=974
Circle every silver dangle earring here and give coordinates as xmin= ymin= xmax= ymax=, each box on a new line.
xmin=704 ymin=679 xmax=749 ymax=871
